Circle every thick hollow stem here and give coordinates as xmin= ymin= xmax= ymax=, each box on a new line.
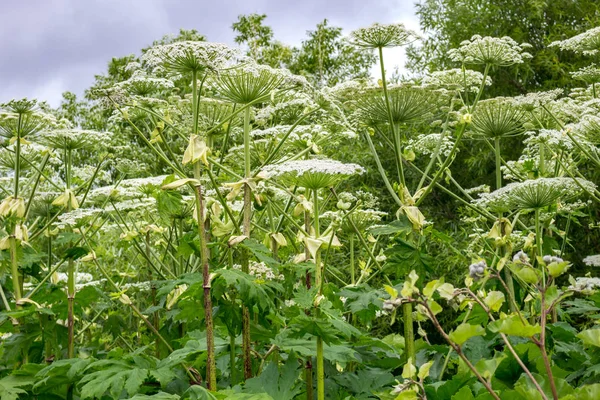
xmin=241 ymin=106 xmax=253 ymax=380
xmin=349 ymin=235 xmax=355 ymax=285
xmin=9 ymin=237 xmax=22 ymax=304
xmin=403 ymin=302 xmax=415 ymax=362
xmin=194 ymin=176 xmax=217 ymax=390
xmin=540 ymin=290 xmax=559 ymax=400
xmin=313 ymin=189 xmax=326 ymax=400
xmin=67 ymin=258 xmax=75 ymax=358
xmin=378 ymin=47 xmax=405 ymax=187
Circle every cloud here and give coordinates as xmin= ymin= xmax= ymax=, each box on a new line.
xmin=0 ymin=0 xmax=418 ymax=107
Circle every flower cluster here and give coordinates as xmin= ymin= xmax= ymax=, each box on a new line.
xmin=474 ymin=177 xmax=596 ymax=211
xmin=423 ymin=69 xmax=492 ymax=92
xmin=568 ymin=277 xmax=600 ymax=294
xmin=114 ymin=70 xmax=174 ymax=96
xmin=350 ymin=22 xmax=418 ymax=48
xmin=549 ymin=27 xmax=600 ymax=56
xmin=511 ymin=89 xmax=563 ymax=111
xmin=542 ymin=255 xmax=564 ymax=264
xmin=34 ymin=129 xmax=113 ymax=151
xmin=571 ymin=64 xmax=600 ymax=83
xmin=262 ymin=158 xmax=365 ymax=190
xmin=468 ymin=260 xmax=486 ymax=279
xmin=233 ymin=261 xmax=284 ymax=281
xmin=583 ymin=255 xmax=600 ymax=267
xmin=449 ymin=35 xmax=532 ymax=66
xmin=55 ymin=208 xmax=103 ymax=229
xmin=142 ymin=41 xmax=239 ymax=74
xmin=407 ymin=133 xmax=454 ymax=157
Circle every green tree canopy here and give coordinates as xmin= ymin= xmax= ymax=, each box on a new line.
xmin=408 ymin=0 xmax=600 ymax=95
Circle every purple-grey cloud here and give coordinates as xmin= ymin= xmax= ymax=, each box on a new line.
xmin=0 ymin=0 xmax=417 ymax=106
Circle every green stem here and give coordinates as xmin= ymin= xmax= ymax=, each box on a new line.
xmin=193 ymin=162 xmax=217 ymax=390
xmin=378 ymin=46 xmax=405 ymax=187
xmin=494 ymin=138 xmax=502 ymax=190
xmin=9 ymin=237 xmax=21 ymax=303
xmin=313 ymin=189 xmax=326 ymax=400
xmin=403 ymin=302 xmax=415 ymax=362
xmin=535 ymin=209 xmax=544 ymax=284
xmin=349 ymin=235 xmax=355 ymax=285
xmin=242 ymin=106 xmax=253 ymax=380
xmin=363 ymin=131 xmax=402 ymax=206
xmin=67 ymin=258 xmax=75 ymax=358
xmin=14 ymin=113 xmax=22 ymax=197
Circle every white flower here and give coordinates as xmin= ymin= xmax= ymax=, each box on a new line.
xmin=423 ymin=68 xmax=492 ymax=92
xmin=571 ymin=64 xmax=600 ymax=83
xmin=568 ymin=277 xmax=600 ymax=293
xmin=217 ymin=62 xmax=308 ymax=104
xmin=407 ymin=133 xmax=454 ymax=157
xmin=350 ymin=23 xmax=418 ymax=48
xmin=511 ymin=89 xmax=563 ymax=111
xmin=512 ymin=250 xmax=530 ymax=263
xmin=55 ymin=208 xmax=103 ymax=229
xmin=448 ymin=35 xmax=532 ymax=66
xmin=284 ymin=299 xmax=296 ymax=307
xmin=375 ymin=254 xmax=387 ymax=263
xmin=474 ymin=177 xmax=596 ymax=211
xmin=115 ymin=70 xmax=174 ymax=96
xmin=34 ymin=129 xmax=113 ymax=150
xmin=262 ymin=158 xmax=365 ymax=190
xmin=583 ymin=255 xmax=600 ymax=267
xmin=142 ymin=41 xmax=239 ymax=73
xmin=468 ymin=260 xmax=486 ymax=279
xmin=549 ymin=27 xmax=600 ymax=56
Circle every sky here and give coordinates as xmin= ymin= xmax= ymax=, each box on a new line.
xmin=0 ymin=0 xmax=420 ymax=107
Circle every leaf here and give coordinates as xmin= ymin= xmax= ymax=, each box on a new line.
xmin=240 ymin=239 xmax=279 ymax=267
xmin=369 ymin=217 xmax=412 ymax=235
xmin=79 ymin=359 xmax=152 ymax=399
xmin=488 ymin=315 xmax=541 ymax=337
xmin=128 ymin=393 xmax=180 ymax=400
xmin=0 ymin=375 xmax=32 ymax=400
xmin=448 ymin=324 xmax=485 ymax=345
xmin=161 ymin=178 xmax=200 ymax=190
xmin=244 ymin=354 xmax=302 ymax=400
xmin=484 ymin=291 xmax=505 ymax=312
xmin=182 ymin=385 xmax=222 ymax=399
xmin=64 ymin=246 xmax=89 ymax=260
xmin=450 ymin=386 xmax=474 ymax=400
xmin=578 ymin=329 xmax=600 ymax=347
xmin=547 ymin=261 xmax=570 ymax=278
xmin=384 ymin=284 xmax=398 ymax=299
xmin=418 ymin=361 xmax=434 ymax=380
xmin=402 ymin=358 xmax=417 ymax=379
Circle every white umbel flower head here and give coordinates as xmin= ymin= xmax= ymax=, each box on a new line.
xmin=469 ymin=98 xmax=527 ymax=139
xmin=423 ymin=68 xmax=493 ymax=93
xmin=583 ymin=255 xmax=600 ymax=267
xmin=262 ymin=158 xmax=365 ymax=190
xmin=350 ymin=22 xmax=418 ymax=48
xmin=549 ymin=27 xmax=600 ymax=56
xmin=35 ymin=129 xmax=113 ymax=150
xmin=474 ymin=177 xmax=596 ymax=212
xmin=449 ymin=35 xmax=532 ymax=66
xmin=217 ymin=62 xmax=308 ymax=105
xmin=114 ymin=70 xmax=174 ymax=96
xmin=571 ymin=64 xmax=600 ymax=84
xmin=142 ymin=41 xmax=239 ymax=74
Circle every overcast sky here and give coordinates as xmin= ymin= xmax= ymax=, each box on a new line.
xmin=0 ymin=0 xmax=419 ymax=107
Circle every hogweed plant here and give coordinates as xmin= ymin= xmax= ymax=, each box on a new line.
xmin=3 ymin=21 xmax=600 ymax=400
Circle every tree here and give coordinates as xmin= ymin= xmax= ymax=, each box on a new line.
xmin=289 ymin=19 xmax=376 ymax=87
xmin=408 ymin=0 xmax=600 ymax=95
